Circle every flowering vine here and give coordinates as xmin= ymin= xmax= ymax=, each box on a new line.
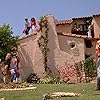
xmin=38 ymin=16 xmax=50 ymax=74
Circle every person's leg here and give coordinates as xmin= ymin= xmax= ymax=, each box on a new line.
xmin=97 ymin=57 xmax=100 ymax=90
xmin=1 ymin=67 xmax=8 ymax=84
xmin=3 ymin=76 xmax=6 ymax=84
xmin=27 ymin=27 xmax=30 ymax=33
xmin=97 ymin=77 xmax=100 ymax=90
xmin=11 ymin=74 xmax=14 ymax=82
xmin=25 ymin=30 xmax=29 ymax=35
xmin=16 ymin=71 xmax=20 ymax=82
xmin=3 ymin=75 xmax=8 ymax=84
xmin=12 ymin=73 xmax=16 ymax=82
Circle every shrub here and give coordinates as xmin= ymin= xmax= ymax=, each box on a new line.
xmin=84 ymin=56 xmax=96 ymax=78
xmin=26 ymin=73 xmax=40 ymax=83
xmin=39 ymin=76 xmax=54 ymax=84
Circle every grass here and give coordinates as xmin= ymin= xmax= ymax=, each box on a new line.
xmin=0 ymin=83 xmax=100 ymax=100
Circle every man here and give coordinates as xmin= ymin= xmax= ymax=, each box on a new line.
xmin=96 ymin=38 xmax=100 ymax=90
xmin=23 ymin=18 xmax=31 ymax=35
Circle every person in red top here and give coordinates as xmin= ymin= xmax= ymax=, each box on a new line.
xmin=96 ymin=39 xmax=100 ymax=90
xmin=31 ymin=17 xmax=40 ymax=33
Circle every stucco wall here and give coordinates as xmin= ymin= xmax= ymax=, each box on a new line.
xmin=56 ymin=19 xmax=86 ymax=35
xmin=17 ymin=34 xmax=46 ymax=80
xmin=56 ymin=24 xmax=72 ymax=35
xmin=47 ymin=16 xmax=77 ymax=82
xmin=17 ymin=34 xmax=37 ymax=79
xmin=58 ymin=35 xmax=85 ymax=63
xmin=93 ymin=16 xmax=100 ymax=38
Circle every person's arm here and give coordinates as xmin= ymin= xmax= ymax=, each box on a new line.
xmin=96 ymin=41 xmax=100 ymax=56
xmin=35 ymin=21 xmax=40 ymax=32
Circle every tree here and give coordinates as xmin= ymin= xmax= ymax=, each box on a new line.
xmin=0 ymin=24 xmax=17 ymax=60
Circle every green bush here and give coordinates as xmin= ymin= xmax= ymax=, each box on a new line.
xmin=39 ymin=76 xmax=54 ymax=84
xmin=75 ymin=56 xmax=96 ymax=83
xmin=39 ymin=75 xmax=67 ymax=84
xmin=84 ymin=56 xmax=96 ymax=77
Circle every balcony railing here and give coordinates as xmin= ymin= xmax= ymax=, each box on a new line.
xmin=71 ymin=29 xmax=94 ymax=38
xmin=71 ymin=30 xmax=88 ymax=35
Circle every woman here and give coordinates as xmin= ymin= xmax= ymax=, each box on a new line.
xmin=11 ymin=55 xmax=20 ymax=82
xmin=31 ymin=17 xmax=40 ymax=33
xmin=1 ymin=53 xmax=12 ymax=84
xmin=1 ymin=65 xmax=9 ymax=84
xmin=5 ymin=53 xmax=12 ymax=71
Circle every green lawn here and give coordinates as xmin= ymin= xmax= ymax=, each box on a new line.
xmin=0 ymin=83 xmax=100 ymax=100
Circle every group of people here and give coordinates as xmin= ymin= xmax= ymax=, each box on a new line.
xmin=23 ymin=17 xmax=40 ymax=35
xmin=0 ymin=53 xmax=20 ymax=84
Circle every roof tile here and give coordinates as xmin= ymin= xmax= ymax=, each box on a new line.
xmin=57 ymin=32 xmax=97 ymax=40
xmin=56 ymin=19 xmax=73 ymax=25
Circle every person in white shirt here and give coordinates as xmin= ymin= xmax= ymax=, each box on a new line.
xmin=30 ymin=17 xmax=40 ymax=33
xmin=23 ymin=18 xmax=31 ymax=35
xmin=87 ymin=25 xmax=92 ymax=38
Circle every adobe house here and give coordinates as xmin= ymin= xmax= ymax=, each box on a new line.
xmin=56 ymin=14 xmax=100 ymax=62
xmin=17 ymin=14 xmax=100 ymax=83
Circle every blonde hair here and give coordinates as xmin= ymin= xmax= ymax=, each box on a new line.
xmin=5 ymin=53 xmax=11 ymax=60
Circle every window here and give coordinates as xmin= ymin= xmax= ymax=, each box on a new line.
xmin=79 ymin=24 xmax=88 ymax=31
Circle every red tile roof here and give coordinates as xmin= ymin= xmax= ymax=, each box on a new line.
xmin=93 ymin=14 xmax=100 ymax=17
xmin=57 ymin=32 xmax=98 ymax=40
xmin=72 ymin=16 xmax=92 ymax=20
xmin=56 ymin=14 xmax=100 ymax=25
xmin=56 ymin=19 xmax=73 ymax=25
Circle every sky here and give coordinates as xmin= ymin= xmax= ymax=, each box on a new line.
xmin=0 ymin=0 xmax=100 ymax=36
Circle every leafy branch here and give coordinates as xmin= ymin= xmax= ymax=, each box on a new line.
xmin=38 ymin=16 xmax=50 ymax=74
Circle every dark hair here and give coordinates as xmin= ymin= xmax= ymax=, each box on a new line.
xmin=25 ymin=18 xmax=28 ymax=20
xmin=31 ymin=17 xmax=35 ymax=21
xmin=31 ymin=17 xmax=36 ymax=26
